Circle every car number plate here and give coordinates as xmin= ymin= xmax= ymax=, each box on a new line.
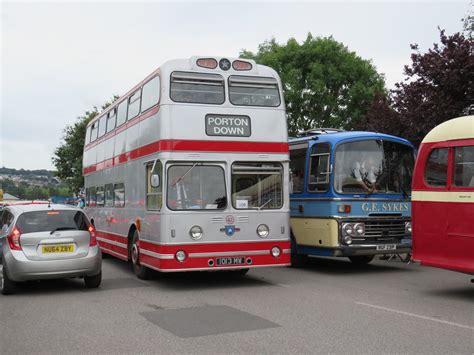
xmin=376 ymin=244 xmax=396 ymax=251
xmin=216 ymin=257 xmax=245 ymax=266
xmin=42 ymin=244 xmax=75 ymax=254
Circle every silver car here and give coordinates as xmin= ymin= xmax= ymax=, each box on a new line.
xmin=0 ymin=203 xmax=101 ymax=295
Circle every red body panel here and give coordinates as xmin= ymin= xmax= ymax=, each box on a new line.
xmin=97 ymin=230 xmax=290 ymax=271
xmin=412 ymin=140 xmax=474 ymax=275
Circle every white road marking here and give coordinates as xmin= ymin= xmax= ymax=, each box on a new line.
xmin=356 ymin=302 xmax=474 ymax=331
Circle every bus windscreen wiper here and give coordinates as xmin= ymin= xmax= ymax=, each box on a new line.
xmin=258 ymin=199 xmax=273 ymax=210
xmin=172 ymin=162 xmax=199 ymax=187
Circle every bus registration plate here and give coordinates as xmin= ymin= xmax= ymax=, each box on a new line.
xmin=216 ymin=257 xmax=245 ymax=266
xmin=376 ymin=244 xmax=396 ymax=251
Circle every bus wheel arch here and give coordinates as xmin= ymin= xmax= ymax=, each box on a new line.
xmin=290 ymin=229 xmax=308 ymax=268
xmin=128 ymin=226 xmax=152 ymax=280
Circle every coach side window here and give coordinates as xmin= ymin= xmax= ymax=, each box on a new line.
xmin=116 ymin=100 xmax=127 ymax=127
xmin=98 ymin=115 xmax=107 ymax=138
xmin=142 ymin=76 xmax=160 ymax=112
xmin=425 ymin=148 xmax=448 ymax=187
xmin=105 ymin=184 xmax=114 ymax=207
xmin=146 ymin=161 xmax=163 ymax=210
xmin=96 ymin=186 xmax=105 ymax=206
xmin=114 ymin=183 xmax=125 ymax=207
xmin=289 ymin=144 xmax=308 ymax=194
xmin=454 ymin=146 xmax=474 ymax=187
xmin=106 ymin=108 xmax=117 ymax=133
xmin=85 ymin=126 xmax=92 ymax=145
xmin=128 ymin=90 xmax=141 ymax=120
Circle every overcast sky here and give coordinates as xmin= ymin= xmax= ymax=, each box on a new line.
xmin=0 ymin=1 xmax=470 ymax=170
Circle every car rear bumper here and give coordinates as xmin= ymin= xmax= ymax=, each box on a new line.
xmin=2 ymin=246 xmax=102 ymax=282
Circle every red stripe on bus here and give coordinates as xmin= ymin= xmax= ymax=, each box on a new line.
xmin=83 ymin=140 xmax=289 ymax=175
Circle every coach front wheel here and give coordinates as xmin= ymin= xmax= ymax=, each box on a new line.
xmin=131 ymin=231 xmax=152 ymax=280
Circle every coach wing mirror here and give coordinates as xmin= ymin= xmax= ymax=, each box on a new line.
xmin=150 ymin=174 xmax=160 ymax=188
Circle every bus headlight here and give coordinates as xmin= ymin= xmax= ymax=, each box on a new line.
xmin=257 ymin=224 xmax=269 ymax=238
xmin=189 ymin=225 xmax=203 ymax=240
xmin=175 ymin=250 xmax=187 ymax=262
xmin=405 ymin=222 xmax=412 ymax=235
xmin=342 ymin=223 xmax=355 ymax=236
xmin=343 ymin=235 xmax=353 ymax=245
xmin=271 ymin=246 xmax=281 ymax=257
xmin=354 ymin=223 xmax=365 ymax=236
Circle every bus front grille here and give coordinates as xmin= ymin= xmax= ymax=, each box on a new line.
xmin=352 ymin=220 xmax=406 ymax=244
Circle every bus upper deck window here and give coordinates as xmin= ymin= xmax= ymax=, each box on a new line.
xmin=229 ymin=75 xmax=280 ymax=107
xmin=170 ymin=71 xmax=224 ymax=105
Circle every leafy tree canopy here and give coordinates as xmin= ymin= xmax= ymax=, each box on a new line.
xmin=52 ymin=97 xmax=117 ymax=193
xmin=241 ymin=33 xmax=385 ymax=136
xmin=361 ymin=26 xmax=473 ymax=145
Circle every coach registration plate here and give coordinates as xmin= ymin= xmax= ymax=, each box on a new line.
xmin=376 ymin=244 xmax=396 ymax=251
xmin=216 ymin=257 xmax=245 ymax=266
xmin=42 ymin=244 xmax=75 ymax=254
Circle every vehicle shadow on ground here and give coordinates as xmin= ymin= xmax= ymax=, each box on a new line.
xmin=295 ymin=256 xmax=418 ymax=275
xmin=103 ymin=257 xmax=276 ymax=291
xmin=9 ymin=278 xmax=86 ymax=296
xmin=422 ymin=285 xmax=474 ymax=302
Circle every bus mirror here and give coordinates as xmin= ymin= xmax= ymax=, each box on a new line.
xmin=150 ymin=174 xmax=160 ymax=188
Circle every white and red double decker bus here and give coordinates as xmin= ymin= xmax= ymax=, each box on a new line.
xmin=83 ymin=56 xmax=290 ymax=278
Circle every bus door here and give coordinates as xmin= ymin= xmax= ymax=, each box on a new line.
xmin=447 ymin=143 xmax=474 ymax=268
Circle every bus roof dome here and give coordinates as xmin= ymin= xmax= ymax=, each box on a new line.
xmin=422 ymin=115 xmax=474 ymax=143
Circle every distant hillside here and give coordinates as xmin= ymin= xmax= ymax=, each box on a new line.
xmin=0 ymin=167 xmax=55 ymax=178
xmin=0 ymin=167 xmax=71 ymax=200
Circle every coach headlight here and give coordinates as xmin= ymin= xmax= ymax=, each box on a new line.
xmin=405 ymin=222 xmax=412 ymax=235
xmin=189 ymin=225 xmax=203 ymax=240
xmin=342 ymin=223 xmax=355 ymax=236
xmin=354 ymin=223 xmax=365 ymax=236
xmin=257 ymin=224 xmax=269 ymax=238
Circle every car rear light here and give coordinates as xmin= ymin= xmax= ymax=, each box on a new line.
xmin=7 ymin=226 xmax=22 ymax=251
xmin=232 ymin=60 xmax=252 ymax=71
xmin=196 ymin=58 xmax=217 ymax=69
xmin=88 ymin=224 xmax=97 ymax=247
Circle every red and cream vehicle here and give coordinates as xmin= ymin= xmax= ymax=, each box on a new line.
xmin=83 ymin=56 xmax=290 ymax=278
xmin=412 ymin=115 xmax=474 ymax=275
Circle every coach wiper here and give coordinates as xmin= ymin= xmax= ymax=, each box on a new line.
xmin=172 ymin=162 xmax=199 ymax=187
xmin=258 ymin=199 xmax=273 ymax=210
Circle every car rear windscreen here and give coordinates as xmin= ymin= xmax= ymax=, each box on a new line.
xmin=15 ymin=210 xmax=89 ymax=234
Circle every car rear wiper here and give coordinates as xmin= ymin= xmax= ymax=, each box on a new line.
xmin=50 ymin=227 xmax=77 ymax=235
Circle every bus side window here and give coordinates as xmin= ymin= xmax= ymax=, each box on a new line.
xmin=98 ymin=115 xmax=107 ymax=138
xmin=116 ymin=100 xmax=128 ymax=127
xmin=89 ymin=186 xmax=97 ymax=207
xmin=106 ymin=108 xmax=117 ymax=133
xmin=308 ymin=143 xmax=330 ymax=192
xmin=114 ymin=183 xmax=125 ymax=207
xmin=453 ymin=146 xmax=474 ymax=187
xmin=105 ymin=184 xmax=114 ymax=207
xmin=128 ymin=89 xmax=141 ymax=120
xmin=96 ymin=186 xmax=104 ymax=207
xmin=146 ymin=161 xmax=163 ymax=210
xmin=141 ymin=76 xmax=160 ymax=112
xmin=90 ymin=121 xmax=99 ymax=142
xmin=425 ymin=148 xmax=448 ymax=187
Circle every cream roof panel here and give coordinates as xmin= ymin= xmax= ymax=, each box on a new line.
xmin=422 ymin=115 xmax=474 ymax=143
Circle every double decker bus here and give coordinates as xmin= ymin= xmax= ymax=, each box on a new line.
xmin=83 ymin=56 xmax=290 ymax=278
xmin=412 ymin=115 xmax=474 ymax=275
xmin=289 ymin=129 xmax=415 ymax=266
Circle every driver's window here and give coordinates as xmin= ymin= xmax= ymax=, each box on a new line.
xmin=146 ymin=161 xmax=163 ymax=210
xmin=308 ymin=143 xmax=330 ymax=192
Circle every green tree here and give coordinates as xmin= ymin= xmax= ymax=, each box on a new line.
xmin=52 ymin=97 xmax=117 ymax=194
xmin=241 ymin=33 xmax=385 ymax=135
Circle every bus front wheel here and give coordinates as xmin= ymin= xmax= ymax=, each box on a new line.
xmin=348 ymin=255 xmax=374 ymax=265
xmin=131 ymin=231 xmax=153 ymax=280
